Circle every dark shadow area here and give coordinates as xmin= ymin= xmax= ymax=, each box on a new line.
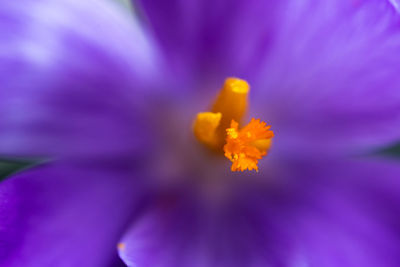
xmin=0 ymin=158 xmax=39 ymax=182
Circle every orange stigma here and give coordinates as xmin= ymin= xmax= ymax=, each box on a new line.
xmin=224 ymin=119 xmax=274 ymax=172
xmin=193 ymin=77 xmax=274 ymax=172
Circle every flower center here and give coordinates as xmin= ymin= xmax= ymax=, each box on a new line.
xmin=193 ymin=78 xmax=274 ymax=172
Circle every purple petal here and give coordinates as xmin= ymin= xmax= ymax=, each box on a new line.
xmin=134 ymin=0 xmax=283 ymax=87
xmin=252 ymin=0 xmax=400 ymax=156
xmin=0 ymin=161 xmax=144 ymax=266
xmin=118 ymin=156 xmax=400 ymax=267
xmin=0 ymin=0 xmax=160 ymax=159
xmin=118 ymin=189 xmax=295 ymax=267
xmin=287 ymin=158 xmax=400 ymax=267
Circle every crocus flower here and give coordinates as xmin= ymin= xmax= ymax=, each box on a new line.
xmin=2 ymin=0 xmax=400 ymax=266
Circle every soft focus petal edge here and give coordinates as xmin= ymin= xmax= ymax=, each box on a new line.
xmin=0 ymin=0 xmax=162 ymax=160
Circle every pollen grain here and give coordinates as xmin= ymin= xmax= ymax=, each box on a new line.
xmin=117 ymin=243 xmax=126 ymax=251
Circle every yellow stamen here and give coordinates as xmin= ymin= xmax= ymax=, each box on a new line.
xmin=224 ymin=119 xmax=274 ymax=172
xmin=212 ymin=77 xmax=249 ymax=127
xmin=193 ymin=77 xmax=273 ymax=172
xmin=193 ymin=112 xmax=222 ymax=147
xmin=193 ymin=78 xmax=250 ymax=149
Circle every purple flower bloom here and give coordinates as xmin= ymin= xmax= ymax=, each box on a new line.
xmin=1 ymin=0 xmax=400 ymax=266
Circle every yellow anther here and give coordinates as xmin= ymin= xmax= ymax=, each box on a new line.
xmin=252 ymin=139 xmax=272 ymax=151
xmin=194 ymin=78 xmax=250 ymax=150
xmin=212 ymin=77 xmax=249 ymax=131
xmin=193 ymin=112 xmax=222 ymax=148
xmin=224 ymin=119 xmax=274 ymax=172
